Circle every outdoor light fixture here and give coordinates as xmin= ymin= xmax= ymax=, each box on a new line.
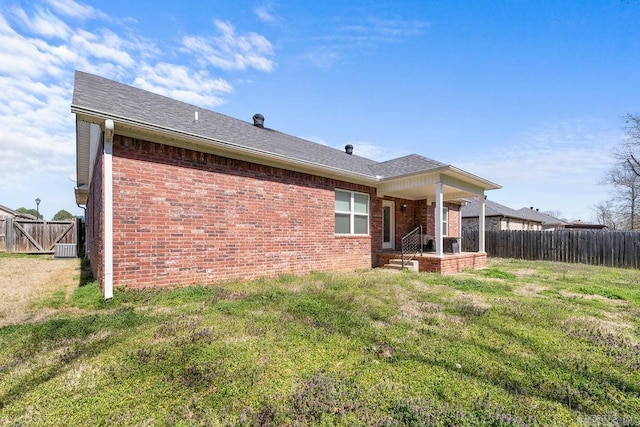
xmin=35 ymin=198 xmax=41 ymax=220
xmin=401 ymin=203 xmax=407 ymax=212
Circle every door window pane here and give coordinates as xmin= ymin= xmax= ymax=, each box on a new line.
xmin=383 ymin=206 xmax=391 ymax=242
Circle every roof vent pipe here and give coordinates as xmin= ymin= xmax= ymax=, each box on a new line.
xmin=345 ymin=144 xmax=353 ymax=155
xmin=253 ymin=113 xmax=264 ymax=128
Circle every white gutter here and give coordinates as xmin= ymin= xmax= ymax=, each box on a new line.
xmin=104 ymin=119 xmax=114 ymax=300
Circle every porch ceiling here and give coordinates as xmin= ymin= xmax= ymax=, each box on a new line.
xmin=380 ymin=183 xmax=475 ymax=202
xmin=377 ymin=168 xmax=500 ymax=201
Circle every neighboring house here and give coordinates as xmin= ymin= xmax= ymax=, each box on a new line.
xmin=461 ymin=198 xmax=543 ymax=231
xmin=0 ymin=204 xmax=36 ymax=219
xmin=564 ymin=220 xmax=608 ymax=230
xmin=517 ymin=207 xmax=569 ymax=231
xmin=72 ymin=71 xmax=501 ymax=297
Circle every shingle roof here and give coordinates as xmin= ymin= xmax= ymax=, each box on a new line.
xmin=71 ymin=71 xmax=454 ymax=180
xmin=461 ymin=199 xmax=542 ymax=222
xmin=369 ymin=154 xmax=446 ymax=178
xmin=516 ymin=208 xmax=569 ymax=225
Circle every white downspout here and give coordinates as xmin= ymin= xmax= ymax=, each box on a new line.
xmin=104 ymin=119 xmax=114 ymax=300
xmin=435 ymin=183 xmax=443 ymax=257
xmin=478 ymin=195 xmax=486 ymax=253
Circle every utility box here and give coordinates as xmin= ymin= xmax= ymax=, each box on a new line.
xmin=54 ymin=243 xmax=77 ymax=258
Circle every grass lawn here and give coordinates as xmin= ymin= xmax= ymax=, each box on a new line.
xmin=1 ymin=258 xmax=639 ymax=426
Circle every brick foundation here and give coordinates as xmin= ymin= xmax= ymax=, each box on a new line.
xmin=378 ymin=252 xmax=487 ymax=274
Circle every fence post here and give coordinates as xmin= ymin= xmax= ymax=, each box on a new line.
xmin=5 ymin=217 xmax=13 ymax=253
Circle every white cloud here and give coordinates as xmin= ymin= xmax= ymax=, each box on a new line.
xmin=305 ymin=16 xmax=428 ymax=68
xmin=456 ymin=119 xmax=621 ymax=220
xmin=70 ymin=29 xmax=135 ymax=68
xmin=460 ymin=120 xmax=619 ymax=186
xmin=11 ymin=6 xmax=71 ymax=38
xmin=340 ymin=17 xmax=429 ymax=42
xmin=306 ymin=48 xmax=340 ymax=69
xmin=133 ymin=63 xmax=232 ymax=108
xmin=182 ymin=20 xmax=275 ymax=72
xmin=0 ymin=0 xmax=276 ymax=215
xmin=45 ymin=0 xmax=106 ymax=21
xmin=255 ymin=5 xmax=277 ymax=24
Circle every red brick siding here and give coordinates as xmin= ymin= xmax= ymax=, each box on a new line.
xmin=110 ymin=135 xmax=379 ymax=288
xmin=376 ymin=198 xmax=460 ymax=248
xmin=87 ymin=140 xmax=105 ymax=291
xmin=406 ymin=200 xmax=461 ymax=238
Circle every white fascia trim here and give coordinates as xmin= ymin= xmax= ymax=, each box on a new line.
xmin=104 ymin=119 xmax=114 ymax=300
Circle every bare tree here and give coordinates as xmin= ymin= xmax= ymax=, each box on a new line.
xmin=622 ymin=113 xmax=640 ymax=176
xmin=542 ymin=210 xmax=566 ymax=222
xmin=590 ymin=200 xmax=620 ymax=229
xmin=602 ymin=162 xmax=640 ymax=230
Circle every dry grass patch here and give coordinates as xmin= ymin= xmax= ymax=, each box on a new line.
xmin=0 ymin=256 xmax=80 ymax=327
xmin=559 ymin=289 xmax=628 ymax=305
xmin=514 ymin=283 xmax=548 ymax=297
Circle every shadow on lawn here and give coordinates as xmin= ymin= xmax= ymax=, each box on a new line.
xmin=0 ymin=307 xmax=147 ymax=410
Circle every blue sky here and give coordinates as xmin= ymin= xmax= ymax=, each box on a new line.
xmin=1 ymin=0 xmax=639 ymax=221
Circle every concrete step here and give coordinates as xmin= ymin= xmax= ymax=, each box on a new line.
xmin=383 ymin=259 xmax=419 ymax=272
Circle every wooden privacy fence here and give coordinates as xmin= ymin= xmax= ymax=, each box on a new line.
xmin=0 ymin=217 xmax=80 ymax=254
xmin=462 ymin=229 xmax=640 ymax=269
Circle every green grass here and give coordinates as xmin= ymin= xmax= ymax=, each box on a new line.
xmin=1 ymin=260 xmax=640 ymax=426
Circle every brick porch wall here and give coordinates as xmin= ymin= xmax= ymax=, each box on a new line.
xmin=378 ymin=252 xmax=487 ymax=274
xmin=109 ymin=135 xmax=381 ymax=289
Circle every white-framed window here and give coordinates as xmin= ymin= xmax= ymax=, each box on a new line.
xmin=335 ymin=189 xmax=369 ymax=235
xmin=442 ymin=206 xmax=449 ymax=236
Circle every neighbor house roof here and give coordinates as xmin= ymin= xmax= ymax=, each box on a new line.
xmin=461 ymin=199 xmax=542 ymax=223
xmin=72 ymin=71 xmax=501 ymax=204
xmin=0 ymin=204 xmax=37 ymax=219
xmin=516 ymin=208 xmax=569 ymax=227
xmin=0 ymin=204 xmax=16 ymax=217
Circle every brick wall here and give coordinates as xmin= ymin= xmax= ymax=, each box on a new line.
xmin=110 ymin=136 xmax=379 ymax=288
xmin=87 ymin=140 xmax=105 ymax=291
xmin=415 ymin=200 xmax=460 ymax=237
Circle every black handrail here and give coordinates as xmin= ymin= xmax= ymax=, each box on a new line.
xmin=401 ymin=225 xmax=423 ymax=269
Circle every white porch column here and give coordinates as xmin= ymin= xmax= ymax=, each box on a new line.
xmin=478 ymin=195 xmax=486 ymax=253
xmin=435 ymin=183 xmax=444 ymax=257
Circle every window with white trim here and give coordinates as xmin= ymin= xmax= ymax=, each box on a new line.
xmin=335 ymin=189 xmax=369 ymax=235
xmin=442 ymin=206 xmax=449 ymax=237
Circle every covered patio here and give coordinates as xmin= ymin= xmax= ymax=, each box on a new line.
xmin=374 ymin=161 xmax=500 ymax=274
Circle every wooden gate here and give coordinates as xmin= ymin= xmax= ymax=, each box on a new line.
xmin=1 ymin=217 xmax=78 ymax=254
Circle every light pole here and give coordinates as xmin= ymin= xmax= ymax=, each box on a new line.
xmin=35 ymin=198 xmax=40 ymax=220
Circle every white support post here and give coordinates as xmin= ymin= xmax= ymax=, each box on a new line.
xmin=104 ymin=120 xmax=114 ymax=300
xmin=435 ymin=183 xmax=443 ymax=257
xmin=478 ymin=195 xmax=486 ymax=253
